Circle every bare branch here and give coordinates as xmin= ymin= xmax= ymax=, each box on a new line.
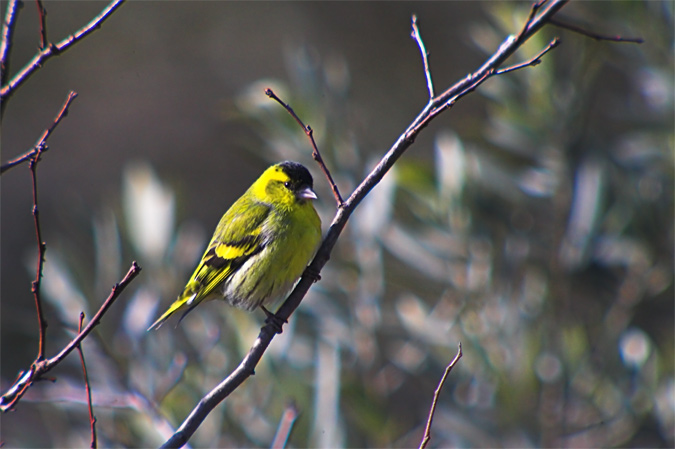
xmin=495 ymin=37 xmax=560 ymax=75
xmin=35 ymin=0 xmax=47 ymax=50
xmin=29 ymin=141 xmax=48 ymax=360
xmin=0 ymin=0 xmax=20 ymax=87
xmin=405 ymin=2 xmax=566 ymax=140
xmin=161 ymin=2 xmax=572 ymax=446
xmin=0 ymin=0 xmax=125 ymax=102
xmin=1 ymin=90 xmax=77 ymax=174
xmin=411 ymin=14 xmax=434 ymax=99
xmin=76 ymin=313 xmax=97 ymax=449
xmin=419 ymin=343 xmax=463 ymax=449
xmin=0 ymin=261 xmax=142 ymax=412
xmin=549 ymin=17 xmax=644 ymax=43
xmin=3 ymin=91 xmax=79 ymax=363
xmin=264 ymin=88 xmax=344 ymax=206
xmin=51 ymin=262 xmax=141 ymax=367
xmin=513 ymin=0 xmax=548 ymax=46
xmin=160 ymin=321 xmax=277 ymax=448
xmin=271 ymin=401 xmax=299 ymax=449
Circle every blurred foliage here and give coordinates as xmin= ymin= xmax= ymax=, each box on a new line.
xmin=2 ymin=2 xmax=673 ymax=448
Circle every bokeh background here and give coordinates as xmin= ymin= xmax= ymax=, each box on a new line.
xmin=1 ymin=1 xmax=673 ymax=447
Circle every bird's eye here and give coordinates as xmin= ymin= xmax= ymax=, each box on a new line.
xmin=284 ymin=181 xmax=291 ymax=189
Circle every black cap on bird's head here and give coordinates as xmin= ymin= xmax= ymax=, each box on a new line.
xmin=278 ymin=161 xmax=313 ymax=188
xmin=278 ymin=161 xmax=317 ymax=201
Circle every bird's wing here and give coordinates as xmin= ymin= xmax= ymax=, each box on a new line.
xmin=189 ymin=202 xmax=270 ymax=301
xmin=147 ymin=199 xmax=271 ymax=330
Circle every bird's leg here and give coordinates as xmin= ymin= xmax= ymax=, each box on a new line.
xmin=261 ymin=306 xmax=287 ymax=334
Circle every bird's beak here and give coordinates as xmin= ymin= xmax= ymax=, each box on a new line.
xmin=297 ymin=186 xmax=318 ymax=201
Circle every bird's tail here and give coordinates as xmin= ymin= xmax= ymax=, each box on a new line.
xmin=147 ymin=292 xmax=198 ymax=331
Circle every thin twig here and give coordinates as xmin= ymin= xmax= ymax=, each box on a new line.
xmin=271 ymin=401 xmax=299 ymax=449
xmin=405 ymin=0 xmax=566 ymax=141
xmin=0 ymin=0 xmax=20 ymax=87
xmin=11 ymin=91 xmax=78 ymax=361
xmin=1 ymin=90 xmax=77 ymax=174
xmin=513 ymin=0 xmax=547 ymax=46
xmin=76 ymin=313 xmax=97 ymax=449
xmin=2 ymin=145 xmax=48 ymax=174
xmin=495 ymin=37 xmax=560 ymax=75
xmin=0 ymin=0 xmax=125 ymax=102
xmin=29 ymin=143 xmax=48 ymax=361
xmin=419 ymin=343 xmax=463 ymax=449
xmin=50 ymin=262 xmax=141 ymax=367
xmin=549 ymin=17 xmax=643 ymax=43
xmin=411 ymin=14 xmax=434 ymax=99
xmin=35 ymin=0 xmax=47 ymax=50
xmin=160 ymin=3 xmax=571 ymax=446
xmin=264 ymin=88 xmax=344 ymax=206
xmin=0 ymin=261 xmax=142 ymax=412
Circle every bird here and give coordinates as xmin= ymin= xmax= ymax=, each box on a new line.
xmin=148 ymin=161 xmax=322 ymax=331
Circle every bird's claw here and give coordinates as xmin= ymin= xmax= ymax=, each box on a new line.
xmin=304 ymin=266 xmax=321 ymax=283
xmin=261 ymin=306 xmax=287 ymax=334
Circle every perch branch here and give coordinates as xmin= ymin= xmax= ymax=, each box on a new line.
xmin=419 ymin=343 xmax=463 ymax=449
xmin=265 ymin=88 xmax=344 ymax=206
xmin=0 ymin=0 xmax=125 ymax=102
xmin=160 ymin=2 xmax=569 ymax=447
xmin=0 ymin=262 xmax=142 ymax=412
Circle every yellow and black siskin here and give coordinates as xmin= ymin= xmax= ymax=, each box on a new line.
xmin=148 ymin=161 xmax=322 ymax=331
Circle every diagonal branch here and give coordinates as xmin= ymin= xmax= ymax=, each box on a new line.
xmin=0 ymin=261 xmax=142 ymax=412
xmin=0 ymin=0 xmax=20 ymax=86
xmin=265 ymin=88 xmax=344 ymax=206
xmin=159 ymin=2 xmax=571 ymax=447
xmin=495 ymin=36 xmax=560 ymax=75
xmin=549 ymin=17 xmax=644 ymax=43
xmin=0 ymin=0 xmax=125 ymax=102
xmin=419 ymin=343 xmax=463 ymax=449
xmin=271 ymin=402 xmax=300 ymax=449
xmin=1 ymin=90 xmax=78 ymax=174
xmin=407 ymin=1 xmax=567 ymax=138
xmin=513 ymin=0 xmax=548 ymax=47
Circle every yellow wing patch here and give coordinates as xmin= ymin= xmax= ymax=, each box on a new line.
xmin=214 ymin=243 xmax=249 ymax=260
xmin=147 ymin=199 xmax=272 ymax=330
